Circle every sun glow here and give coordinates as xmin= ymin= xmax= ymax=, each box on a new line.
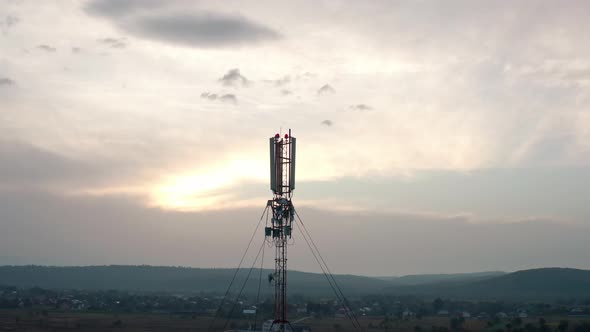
xmin=151 ymin=158 xmax=267 ymax=211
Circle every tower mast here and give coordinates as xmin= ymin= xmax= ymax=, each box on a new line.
xmin=266 ymin=130 xmax=296 ymax=332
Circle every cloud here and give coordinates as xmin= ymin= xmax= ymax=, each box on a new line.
xmin=219 ymin=94 xmax=238 ymax=104
xmin=350 ymin=104 xmax=373 ymax=111
xmin=0 ymin=78 xmax=15 ymax=86
xmin=296 ymin=72 xmax=316 ymax=81
xmin=219 ymin=68 xmax=249 ymax=87
xmin=561 ymin=68 xmax=590 ymax=82
xmin=98 ymin=38 xmax=127 ymax=49
xmin=115 ymin=12 xmax=279 ymax=48
xmin=200 ymin=92 xmax=238 ymax=105
xmin=84 ymin=0 xmax=166 ymax=17
xmin=1 ymin=189 xmax=588 ymax=274
xmin=0 ymin=15 xmax=19 ymax=34
xmin=4 ymin=15 xmax=19 ymax=27
xmin=71 ymin=47 xmax=81 ymax=54
xmin=321 ymin=120 xmax=333 ymax=126
xmin=37 ymin=45 xmax=56 ymax=52
xmin=100 ymin=38 xmax=117 ymax=43
xmin=0 ymin=139 xmax=145 ymax=194
xmin=200 ymin=92 xmax=218 ymax=100
xmin=86 ymin=1 xmax=280 ymax=47
xmin=270 ymin=75 xmax=291 ymax=87
xmin=317 ymin=84 xmax=335 ymax=95
xmin=281 ymin=89 xmax=292 ymax=96
xmin=0 ymin=140 xmax=94 ymax=190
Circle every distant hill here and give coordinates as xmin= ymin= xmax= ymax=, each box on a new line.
xmin=385 ymin=268 xmax=590 ymax=300
xmin=0 ymin=265 xmax=389 ymax=296
xmin=377 ymin=271 xmax=505 ymax=286
xmin=1 ymin=266 xmax=589 ymax=300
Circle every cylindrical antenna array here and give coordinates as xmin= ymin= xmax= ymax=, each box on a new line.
xmin=269 ymin=133 xmax=296 ymax=196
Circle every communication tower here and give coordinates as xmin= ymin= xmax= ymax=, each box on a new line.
xmin=265 ymin=129 xmax=296 ymax=332
xmin=211 ymin=129 xmax=360 ymax=332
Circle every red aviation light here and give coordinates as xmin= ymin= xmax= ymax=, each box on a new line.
xmin=275 ymin=133 xmax=280 ymax=138
xmin=284 ymin=134 xmax=289 ymax=138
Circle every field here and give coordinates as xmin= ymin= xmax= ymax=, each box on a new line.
xmin=0 ymin=310 xmax=588 ymax=332
xmin=0 ymin=310 xmax=451 ymax=332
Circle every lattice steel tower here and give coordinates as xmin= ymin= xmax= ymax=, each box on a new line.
xmin=265 ymin=130 xmax=296 ymax=332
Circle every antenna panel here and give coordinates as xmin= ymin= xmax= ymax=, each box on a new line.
xmin=270 ymin=138 xmax=277 ymax=192
xmin=289 ymin=137 xmax=296 ymax=190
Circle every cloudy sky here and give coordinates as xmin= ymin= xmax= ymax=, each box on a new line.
xmin=1 ymin=0 xmax=590 ymax=276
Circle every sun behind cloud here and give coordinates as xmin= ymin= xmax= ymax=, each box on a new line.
xmin=151 ymin=158 xmax=267 ymax=211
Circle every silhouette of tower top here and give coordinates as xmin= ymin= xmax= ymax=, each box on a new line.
xmin=269 ymin=130 xmax=296 ymax=196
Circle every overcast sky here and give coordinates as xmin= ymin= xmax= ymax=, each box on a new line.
xmin=1 ymin=0 xmax=590 ymax=276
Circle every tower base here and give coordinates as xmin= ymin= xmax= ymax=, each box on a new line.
xmin=269 ymin=319 xmax=293 ymax=332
